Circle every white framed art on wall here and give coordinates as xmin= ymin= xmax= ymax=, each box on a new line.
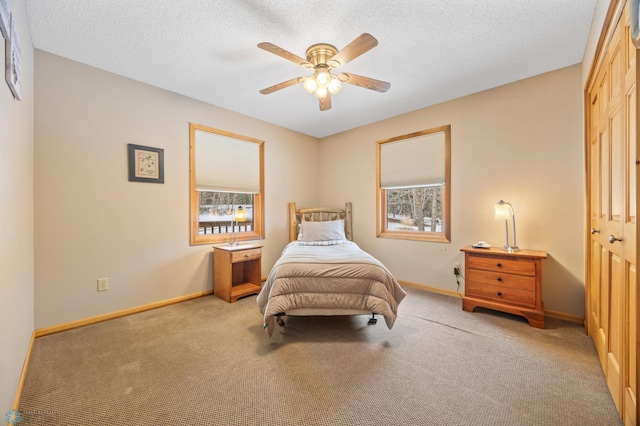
xmin=0 ymin=0 xmax=9 ymax=39
xmin=5 ymin=12 xmax=21 ymax=100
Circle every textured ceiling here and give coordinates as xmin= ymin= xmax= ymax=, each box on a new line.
xmin=24 ymin=0 xmax=597 ymax=138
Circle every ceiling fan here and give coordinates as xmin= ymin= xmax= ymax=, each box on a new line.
xmin=258 ymin=33 xmax=390 ymax=111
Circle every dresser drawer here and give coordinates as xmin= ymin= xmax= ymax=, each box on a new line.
xmin=468 ymin=269 xmax=535 ymax=292
xmin=466 ymin=281 xmax=536 ymax=308
xmin=467 ymin=255 xmax=535 ymax=276
xmin=231 ymin=248 xmax=261 ymax=263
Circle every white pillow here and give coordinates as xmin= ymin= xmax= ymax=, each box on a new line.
xmin=297 ymin=239 xmax=348 ymax=246
xmin=299 ymin=219 xmax=346 ymax=242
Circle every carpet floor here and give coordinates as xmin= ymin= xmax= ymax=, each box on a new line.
xmin=18 ymin=287 xmax=623 ymax=425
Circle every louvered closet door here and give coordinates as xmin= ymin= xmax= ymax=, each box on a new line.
xmin=587 ymin=4 xmax=637 ymax=424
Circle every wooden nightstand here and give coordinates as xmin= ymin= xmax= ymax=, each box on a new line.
xmin=460 ymin=245 xmax=547 ymax=328
xmin=213 ymin=244 xmax=262 ymax=303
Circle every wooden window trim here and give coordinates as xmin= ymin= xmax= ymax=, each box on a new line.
xmin=376 ymin=125 xmax=451 ymax=243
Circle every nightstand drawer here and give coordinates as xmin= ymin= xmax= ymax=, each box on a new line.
xmin=468 ymin=269 xmax=535 ymax=292
xmin=231 ymin=248 xmax=261 ymax=263
xmin=467 ymin=255 xmax=535 ymax=276
xmin=466 ymin=281 xmax=536 ymax=308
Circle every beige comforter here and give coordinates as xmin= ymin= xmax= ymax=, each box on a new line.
xmin=257 ymin=241 xmax=406 ymax=337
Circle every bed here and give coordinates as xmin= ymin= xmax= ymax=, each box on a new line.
xmin=257 ymin=202 xmax=406 ymax=336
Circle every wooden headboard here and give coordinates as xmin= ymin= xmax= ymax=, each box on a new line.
xmin=288 ymin=202 xmax=353 ymax=242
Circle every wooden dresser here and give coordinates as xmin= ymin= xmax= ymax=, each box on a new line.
xmin=460 ymin=245 xmax=547 ymax=328
xmin=213 ymin=244 xmax=262 ymax=303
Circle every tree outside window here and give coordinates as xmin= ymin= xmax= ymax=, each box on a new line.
xmin=197 ymin=191 xmax=254 ymax=235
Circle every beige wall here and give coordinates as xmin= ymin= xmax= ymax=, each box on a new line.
xmin=1 ymin=0 xmax=34 ymax=413
xmin=33 ymin=51 xmax=319 ymax=328
xmin=318 ymin=64 xmax=585 ymax=317
xmin=34 ymin=51 xmax=587 ymax=327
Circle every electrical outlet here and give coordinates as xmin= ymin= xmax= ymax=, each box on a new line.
xmin=97 ymin=278 xmax=109 ymax=292
xmin=453 ymin=262 xmax=462 ymax=276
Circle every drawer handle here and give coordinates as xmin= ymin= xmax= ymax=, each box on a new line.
xmin=496 ymin=263 xmax=502 ymax=268
xmin=497 ymin=277 xmax=502 ymax=282
xmin=244 ymin=254 xmax=251 ymax=257
xmin=591 ymin=228 xmax=600 ymax=234
xmin=497 ymin=292 xmax=503 ymax=297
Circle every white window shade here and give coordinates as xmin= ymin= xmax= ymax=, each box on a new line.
xmin=195 ymin=130 xmax=260 ymax=193
xmin=380 ymin=132 xmax=445 ymax=189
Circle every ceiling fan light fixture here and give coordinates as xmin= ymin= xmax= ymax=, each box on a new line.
xmin=258 ymin=34 xmax=389 ymax=111
xmin=314 ymin=86 xmax=328 ymax=98
xmin=303 ymin=77 xmax=317 ymax=93
xmin=316 ymin=70 xmax=331 ymax=88
xmin=328 ymin=77 xmax=341 ymax=94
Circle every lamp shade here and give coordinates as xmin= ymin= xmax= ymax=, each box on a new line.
xmin=314 ymin=86 xmax=328 ymax=98
xmin=303 ymin=77 xmax=317 ymax=93
xmin=316 ymin=70 xmax=331 ymax=88
xmin=234 ymin=206 xmax=246 ymax=223
xmin=328 ymin=77 xmax=341 ymax=94
xmin=494 ymin=200 xmax=512 ymax=220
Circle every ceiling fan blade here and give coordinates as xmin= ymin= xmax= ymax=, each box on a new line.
xmin=319 ymin=93 xmax=332 ymax=111
xmin=340 ymin=73 xmax=390 ymax=93
xmin=259 ymin=77 xmax=303 ymax=94
xmin=258 ymin=42 xmax=313 ymax=68
xmin=328 ymin=33 xmax=378 ymax=68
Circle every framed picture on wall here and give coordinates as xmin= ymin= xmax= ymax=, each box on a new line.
xmin=5 ymin=12 xmax=21 ymax=100
xmin=127 ymin=144 xmax=165 ymax=184
xmin=0 ymin=0 xmax=9 ymax=39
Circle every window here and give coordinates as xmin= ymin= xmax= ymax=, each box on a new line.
xmin=376 ymin=125 xmax=451 ymax=243
xmin=189 ymin=123 xmax=264 ymax=245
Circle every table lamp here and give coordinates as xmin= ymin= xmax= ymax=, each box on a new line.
xmin=234 ymin=206 xmax=246 ymax=246
xmin=494 ymin=200 xmax=519 ymax=252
